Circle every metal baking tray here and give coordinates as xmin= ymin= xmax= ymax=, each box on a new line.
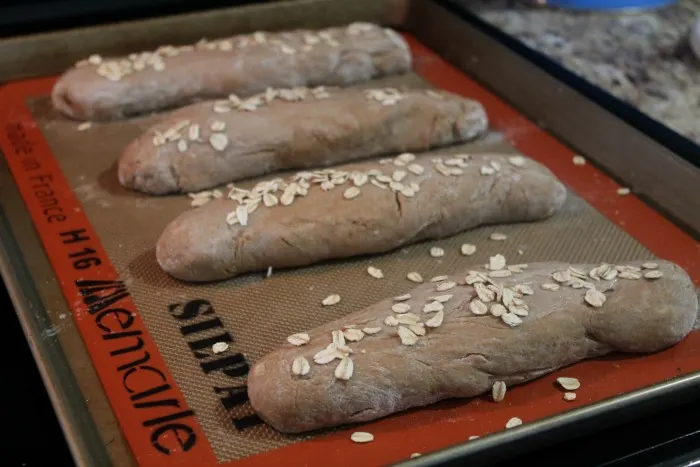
xmin=0 ymin=1 xmax=698 ymax=466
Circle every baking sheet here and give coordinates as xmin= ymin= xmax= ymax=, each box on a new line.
xmin=1 ymin=10 xmax=699 ymax=467
xmin=29 ymin=75 xmax=660 ymax=465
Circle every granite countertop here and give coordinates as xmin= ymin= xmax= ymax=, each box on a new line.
xmin=460 ymin=0 xmax=700 ymax=145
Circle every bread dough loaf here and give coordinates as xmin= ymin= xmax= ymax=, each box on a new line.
xmin=156 ymin=152 xmax=566 ymax=282
xmin=51 ymin=23 xmax=411 ymax=121
xmin=118 ymin=88 xmax=488 ymax=194
xmin=247 ymin=260 xmax=698 ymax=433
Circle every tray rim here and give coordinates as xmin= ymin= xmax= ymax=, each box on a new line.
xmin=0 ymin=203 xmax=112 ymax=467
xmin=0 ymin=1 xmax=698 ymax=466
xmin=396 ymin=372 xmax=700 ymax=466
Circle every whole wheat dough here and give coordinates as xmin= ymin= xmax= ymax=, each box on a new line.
xmin=119 ymin=88 xmax=488 ymax=194
xmin=156 ymin=152 xmax=566 ymax=282
xmin=247 ymin=260 xmax=698 ymax=433
xmin=51 ymin=23 xmax=411 ymax=121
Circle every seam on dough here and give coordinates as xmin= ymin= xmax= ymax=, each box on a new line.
xmin=350 ymin=407 xmax=377 ymax=419
xmin=169 ymin=155 xmax=183 ymax=192
xmin=279 ymin=236 xmax=313 ymax=262
xmin=501 ymin=366 xmax=558 ymax=379
xmin=393 ymin=191 xmax=404 ymax=218
xmin=413 ymin=358 xmax=433 ymax=368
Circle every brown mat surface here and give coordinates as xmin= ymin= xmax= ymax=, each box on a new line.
xmin=30 ymin=72 xmax=653 ymax=463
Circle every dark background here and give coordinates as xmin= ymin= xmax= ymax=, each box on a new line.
xmin=2 ymin=1 xmax=699 ymax=466
xmin=2 ymin=283 xmax=74 ymax=466
xmin=0 ymin=0 xmax=251 ymax=38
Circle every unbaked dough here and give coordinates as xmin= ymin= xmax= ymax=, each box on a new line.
xmin=119 ymin=87 xmax=488 ymax=194
xmin=247 ymin=260 xmax=698 ymax=433
xmin=156 ymin=152 xmax=566 ymax=282
xmin=51 ymin=22 xmax=412 ymax=121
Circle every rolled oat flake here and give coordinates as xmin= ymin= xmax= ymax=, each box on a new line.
xmin=644 ymin=270 xmax=663 ymax=279
xmin=291 ymin=356 xmax=310 ymax=376
xmin=506 ymin=417 xmax=523 ymax=429
xmin=287 ymin=333 xmax=310 ymax=346
xmin=367 ymin=266 xmax=384 ymax=279
xmin=392 ymin=303 xmax=411 ymax=314
xmin=322 ymin=294 xmax=341 ymax=306
xmin=557 ymin=377 xmax=580 ymax=391
xmin=492 ymin=381 xmax=507 ymax=402
xmin=430 ymin=275 xmax=449 ymax=282
xmin=461 ymin=243 xmax=477 ymax=256
xmin=350 ymin=431 xmax=374 ymax=443
xmin=407 ymin=272 xmax=423 ymax=283
xmin=430 ymin=246 xmax=445 ymax=258
xmin=212 ymin=342 xmax=229 ymax=354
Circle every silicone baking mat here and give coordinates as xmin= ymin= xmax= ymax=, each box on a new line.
xmin=0 ymin=36 xmax=698 ymax=467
